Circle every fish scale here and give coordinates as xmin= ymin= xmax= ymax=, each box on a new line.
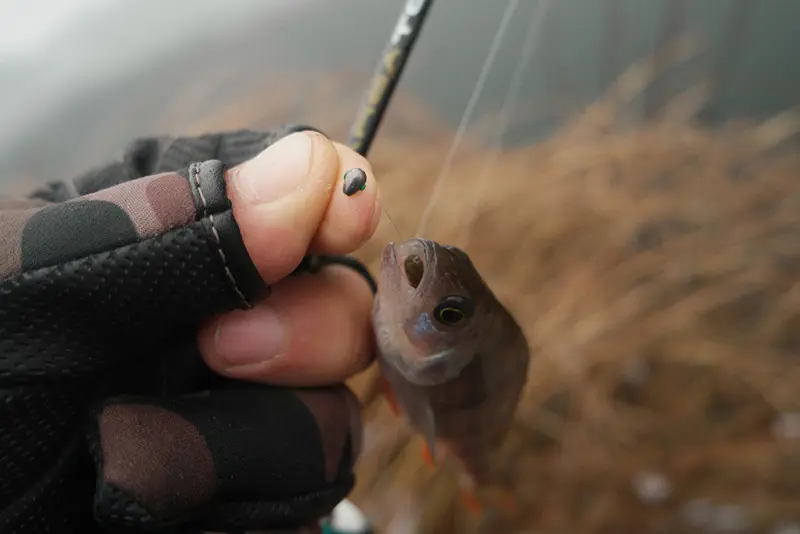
xmin=371 ymin=237 xmax=530 ymax=513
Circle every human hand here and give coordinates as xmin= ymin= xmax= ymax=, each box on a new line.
xmin=0 ymin=126 xmax=380 ymax=533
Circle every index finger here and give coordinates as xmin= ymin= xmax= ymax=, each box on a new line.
xmin=225 ymin=132 xmax=382 ymax=285
xmin=308 ymin=141 xmax=382 ymax=255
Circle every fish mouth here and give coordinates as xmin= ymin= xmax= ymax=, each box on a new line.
xmin=381 ymin=238 xmax=434 ymax=292
xmin=392 ymin=347 xmax=471 ymax=386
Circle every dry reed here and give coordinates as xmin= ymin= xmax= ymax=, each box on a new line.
xmin=97 ymin=43 xmax=800 ymax=532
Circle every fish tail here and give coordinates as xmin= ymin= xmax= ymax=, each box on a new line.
xmin=459 ymin=486 xmax=484 ymax=516
xmin=456 ymin=474 xmax=482 ymax=517
xmin=495 ymin=488 xmax=518 ymax=513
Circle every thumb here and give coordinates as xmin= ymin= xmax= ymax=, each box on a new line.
xmin=226 ymin=131 xmax=381 ymax=285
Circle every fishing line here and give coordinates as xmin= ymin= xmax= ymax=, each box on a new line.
xmin=460 ymin=0 xmax=553 ymax=250
xmin=382 ymin=209 xmax=404 ymax=240
xmin=346 ymin=0 xmax=435 ymax=241
xmin=415 ymin=0 xmax=521 ymax=238
xmin=293 ymin=0 xmax=434 ymax=286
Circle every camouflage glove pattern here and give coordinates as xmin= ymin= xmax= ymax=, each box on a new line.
xmin=0 ymin=127 xmax=363 ymax=533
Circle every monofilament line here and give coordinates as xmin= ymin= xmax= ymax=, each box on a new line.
xmin=461 ymin=0 xmax=553 ymax=249
xmin=414 ymin=0 xmax=521 ymax=237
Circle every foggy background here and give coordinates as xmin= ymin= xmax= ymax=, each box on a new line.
xmin=0 ymin=0 xmax=798 ymax=187
xmin=1 ymin=3 xmax=798 ymax=533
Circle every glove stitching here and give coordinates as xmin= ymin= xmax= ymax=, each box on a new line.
xmin=190 ymin=163 xmax=249 ymax=308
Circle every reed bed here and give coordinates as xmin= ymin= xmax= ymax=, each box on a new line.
xmin=104 ymin=44 xmax=800 ymax=532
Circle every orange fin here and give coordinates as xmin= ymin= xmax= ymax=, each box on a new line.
xmin=459 ymin=486 xmax=517 ymax=516
xmin=460 ymin=487 xmax=484 ymax=516
xmin=381 ymin=376 xmax=400 ymax=416
xmin=421 ymin=442 xmax=436 ymax=468
xmin=496 ymin=488 xmax=518 ymax=513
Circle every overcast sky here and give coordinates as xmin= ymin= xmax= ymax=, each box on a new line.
xmin=1 ymin=0 xmax=796 ymax=186
xmin=0 ymin=0 xmax=311 ymax=146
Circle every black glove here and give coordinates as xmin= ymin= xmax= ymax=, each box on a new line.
xmin=0 ymin=127 xmax=365 ymax=533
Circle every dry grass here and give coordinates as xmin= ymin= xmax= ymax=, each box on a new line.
xmin=356 ymin=112 xmax=800 ymax=532
xmin=341 ymin=94 xmax=800 ymax=532
xmin=128 ymin=43 xmax=800 ymax=532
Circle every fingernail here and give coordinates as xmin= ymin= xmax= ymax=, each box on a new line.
xmin=232 ymin=131 xmax=314 ymax=205
xmin=213 ymin=306 xmax=286 ymax=366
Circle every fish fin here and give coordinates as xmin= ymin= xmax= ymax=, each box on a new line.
xmin=381 ymin=376 xmax=400 ymax=416
xmin=420 ymin=414 xmax=438 ymax=468
xmin=495 ymin=487 xmax=518 ymax=513
xmin=458 ymin=480 xmax=517 ymax=516
xmin=421 ymin=441 xmax=436 ymax=468
xmin=459 ymin=487 xmax=484 ymax=516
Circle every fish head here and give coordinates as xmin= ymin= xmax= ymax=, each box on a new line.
xmin=375 ymin=238 xmax=493 ymax=386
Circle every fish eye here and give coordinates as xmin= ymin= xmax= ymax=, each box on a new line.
xmin=433 ymin=295 xmax=474 ymax=326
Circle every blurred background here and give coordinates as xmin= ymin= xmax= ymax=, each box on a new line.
xmin=2 ymin=0 xmax=798 ymax=185
xmin=1 ymin=1 xmax=798 ymax=532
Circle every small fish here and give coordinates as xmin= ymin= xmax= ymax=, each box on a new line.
xmin=371 ymin=238 xmax=530 ymax=514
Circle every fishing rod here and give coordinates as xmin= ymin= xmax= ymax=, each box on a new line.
xmin=293 ymin=0 xmax=435 ymax=291
xmin=347 ymin=0 xmax=435 ymax=157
